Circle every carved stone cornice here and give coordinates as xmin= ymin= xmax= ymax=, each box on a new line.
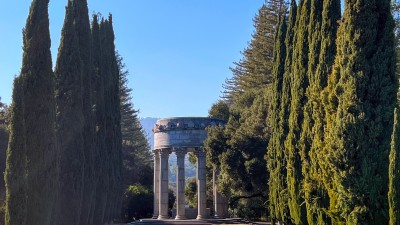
xmin=152 ymin=117 xmax=226 ymax=133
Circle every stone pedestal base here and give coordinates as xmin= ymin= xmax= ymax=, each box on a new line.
xmin=157 ymin=215 xmax=169 ymax=220
xmin=175 ymin=215 xmax=186 ymax=220
xmin=196 ymin=215 xmax=206 ymax=220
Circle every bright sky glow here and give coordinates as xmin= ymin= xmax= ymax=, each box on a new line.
xmin=0 ymin=1 xmax=263 ymax=118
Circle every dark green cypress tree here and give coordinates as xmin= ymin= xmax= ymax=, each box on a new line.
xmin=303 ymin=0 xmax=341 ymax=224
xmin=54 ymin=1 xmax=85 ymax=224
xmin=298 ymin=0 xmax=323 ymax=198
xmin=5 ymin=77 xmax=27 ymax=225
xmin=91 ymin=14 xmax=109 ymax=225
xmin=71 ymin=1 xmax=96 ymax=224
xmin=297 ymin=0 xmax=325 ymax=224
xmin=110 ymin=16 xmax=123 ymax=222
xmin=18 ymin=0 xmax=58 ymax=224
xmin=102 ymin=18 xmax=114 ymax=224
xmin=389 ymin=107 xmax=400 ymax=225
xmin=284 ymin=0 xmax=310 ymax=223
xmin=267 ymin=13 xmax=287 ymax=224
xmin=99 ymin=16 xmax=122 ymax=223
xmin=274 ymin=1 xmax=297 ymax=223
xmin=322 ymin=0 xmax=397 ymax=223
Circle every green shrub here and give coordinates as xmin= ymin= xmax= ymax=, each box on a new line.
xmin=121 ymin=184 xmax=153 ymax=222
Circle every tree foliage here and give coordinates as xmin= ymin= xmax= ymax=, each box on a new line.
xmin=75 ymin=0 xmax=96 ymax=224
xmin=5 ymin=77 xmax=27 ymax=225
xmin=223 ymin=2 xmax=286 ymax=102
xmin=122 ymin=184 xmax=153 ymax=221
xmin=205 ymin=1 xmax=287 ymax=220
xmin=116 ymin=48 xmax=154 ymax=221
xmin=5 ymin=1 xmax=58 ymax=225
xmin=266 ymin=12 xmax=288 ymax=224
xmin=54 ymin=1 xmax=86 ymax=224
xmin=185 ymin=177 xmax=197 ymax=208
xmin=0 ymin=98 xmax=8 ymax=225
xmin=4 ymin=1 xmax=131 ymax=225
xmin=389 ymin=107 xmax=400 ymax=225
xmin=301 ymin=0 xmax=340 ymax=224
xmin=322 ymin=0 xmax=397 ymax=223
xmin=90 ymin=15 xmax=123 ymax=224
xmin=284 ymin=0 xmax=310 ymax=223
xmin=118 ymin=54 xmax=152 ymax=188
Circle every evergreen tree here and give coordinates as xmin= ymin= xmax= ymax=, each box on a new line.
xmin=298 ymin=0 xmax=323 ymax=212
xmin=272 ymin=1 xmax=297 ymax=223
xmin=303 ymin=0 xmax=341 ymax=224
xmin=219 ymin=88 xmax=271 ymax=219
xmin=205 ymin=1 xmax=288 ymax=219
xmin=208 ymin=100 xmax=230 ymax=122
xmin=0 ymin=107 xmax=8 ymax=225
xmin=322 ymin=0 xmax=397 ymax=223
xmin=0 ymin=98 xmax=9 ymax=126
xmin=101 ymin=16 xmax=122 ymax=223
xmin=266 ymin=13 xmax=287 ymax=224
xmin=72 ymin=1 xmax=96 ymax=224
xmin=205 ymin=100 xmax=230 ymax=170
xmin=0 ymin=98 xmax=8 ymax=225
xmin=118 ymin=53 xmax=152 ymax=188
xmin=91 ymin=14 xmax=109 ymax=225
xmin=54 ymin=1 xmax=85 ymax=224
xmin=5 ymin=77 xmax=27 ymax=225
xmin=284 ymin=0 xmax=310 ymax=223
xmin=223 ymin=1 xmax=286 ymax=101
xmin=389 ymin=107 xmax=400 ymax=225
xmin=18 ymin=0 xmax=58 ymax=224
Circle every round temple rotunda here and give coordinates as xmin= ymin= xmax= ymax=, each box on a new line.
xmin=152 ymin=117 xmax=228 ymax=220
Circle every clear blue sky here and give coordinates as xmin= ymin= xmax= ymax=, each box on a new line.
xmin=0 ymin=0 xmax=263 ymax=118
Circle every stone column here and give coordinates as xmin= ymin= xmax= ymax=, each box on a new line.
xmin=158 ymin=148 xmax=170 ymax=220
xmin=152 ymin=150 xmax=160 ymax=219
xmin=196 ymin=147 xmax=207 ymax=220
xmin=213 ymin=167 xmax=228 ymax=218
xmin=175 ymin=148 xmax=186 ymax=220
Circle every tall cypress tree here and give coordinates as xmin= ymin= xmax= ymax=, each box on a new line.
xmin=18 ymin=0 xmax=58 ymax=224
xmin=54 ymin=1 xmax=85 ymax=224
xmin=284 ymin=0 xmax=310 ymax=223
xmin=304 ymin=0 xmax=341 ymax=224
xmin=297 ymin=0 xmax=333 ymax=224
xmin=389 ymin=107 xmax=400 ymax=225
xmin=298 ymin=0 xmax=323 ymax=203
xmin=322 ymin=0 xmax=397 ymax=223
xmin=93 ymin=16 xmax=122 ymax=223
xmin=267 ymin=13 xmax=287 ymax=224
xmin=106 ymin=15 xmax=122 ymax=222
xmin=91 ymin=14 xmax=109 ymax=225
xmin=275 ymin=1 xmax=297 ymax=223
xmin=71 ymin=0 xmax=96 ymax=224
xmin=102 ymin=18 xmax=114 ymax=224
xmin=5 ymin=77 xmax=27 ymax=225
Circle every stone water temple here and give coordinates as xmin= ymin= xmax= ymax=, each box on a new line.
xmin=152 ymin=117 xmax=228 ymax=220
